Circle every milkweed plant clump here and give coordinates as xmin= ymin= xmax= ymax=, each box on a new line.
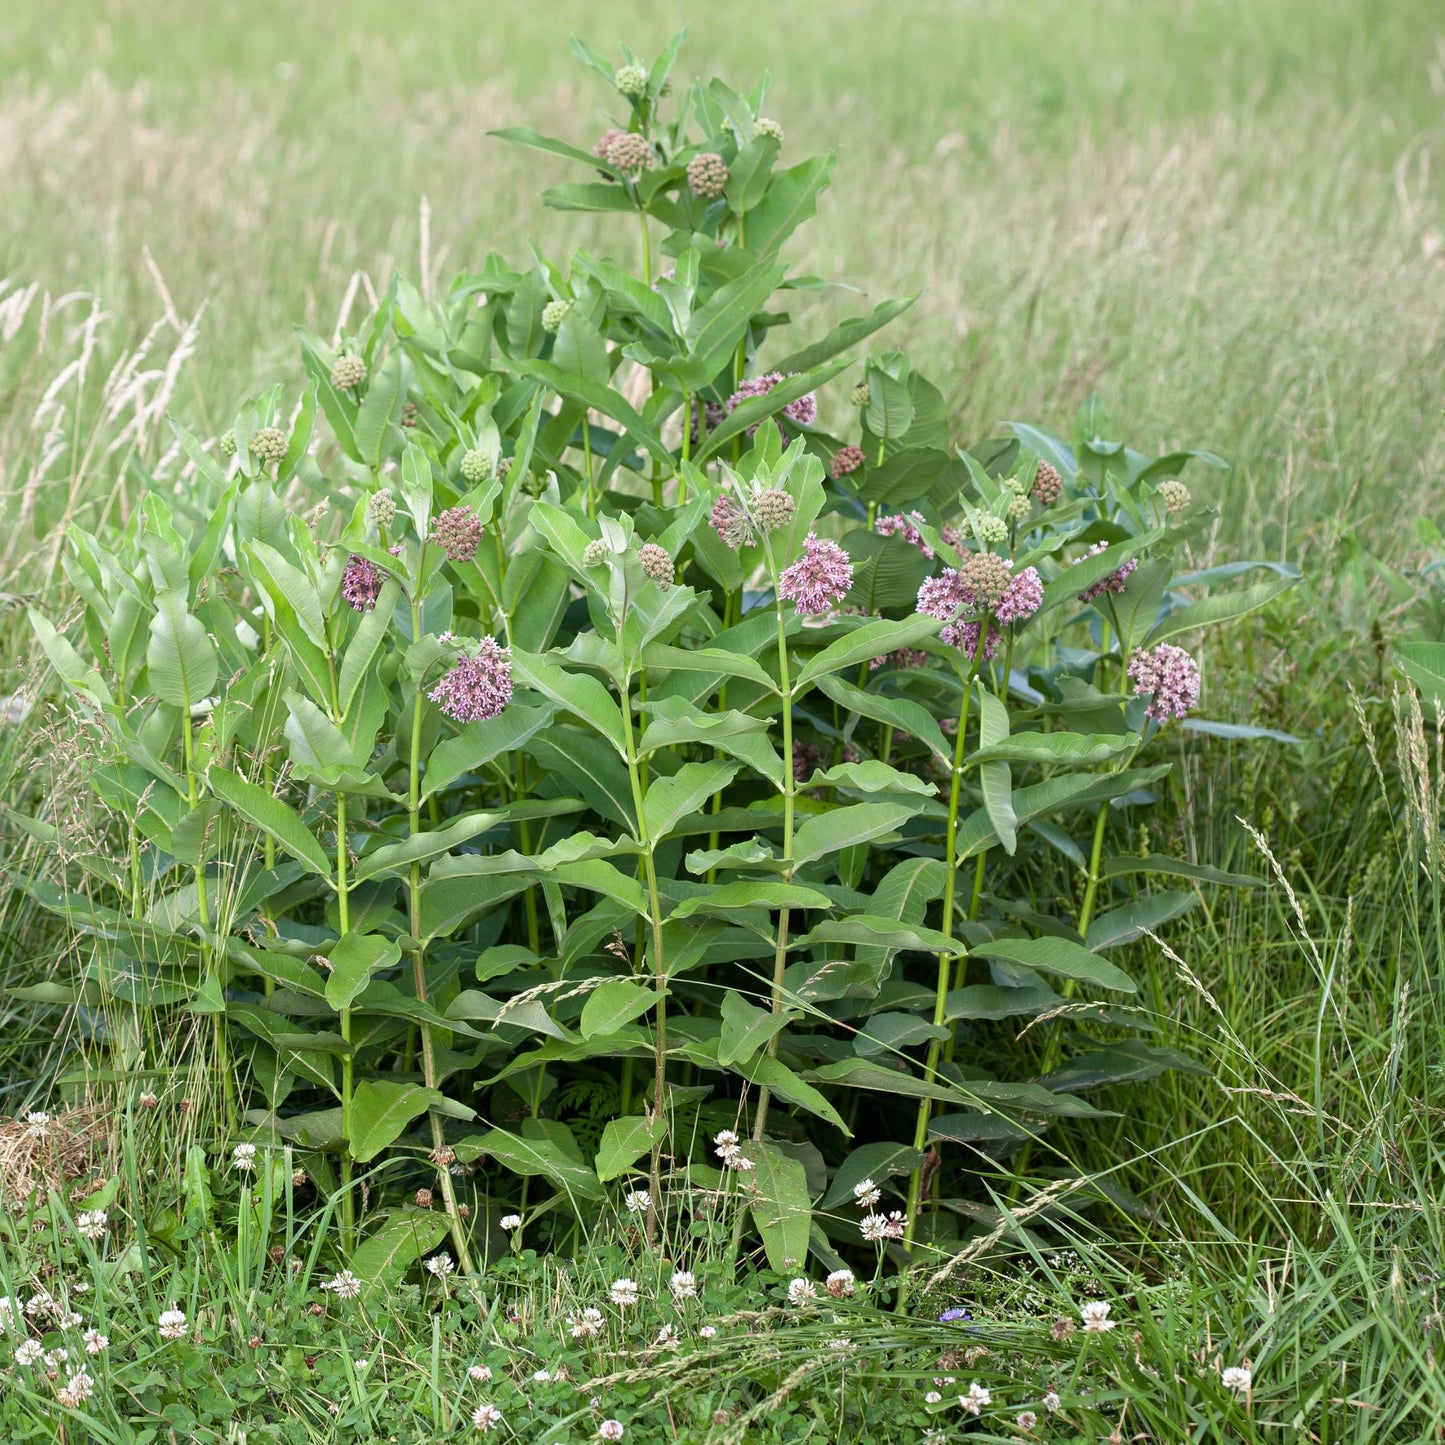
xmin=16 ymin=32 xmax=1298 ymax=1440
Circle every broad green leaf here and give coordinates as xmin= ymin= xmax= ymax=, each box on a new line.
xmin=459 ymin=1127 xmax=604 ymax=1201
xmin=595 ymin=1113 xmax=668 ymax=1182
xmin=946 ymin=983 xmax=1062 ymax=1021
xmin=423 ymin=703 xmax=555 ymax=800
xmin=1042 ymin=530 xmax=1162 ymax=614
xmin=805 ymin=760 xmax=936 ymax=797
xmin=855 ymin=1011 xmax=950 ymax=1056
xmin=970 ymin=936 xmax=1136 ymax=993
xmin=718 ymin=990 xmax=793 ymax=1067
xmin=354 ymin=354 xmax=402 ymax=468
xmin=642 ymin=760 xmax=739 ymax=842
xmin=967 ymin=732 xmax=1140 ymax=768
xmin=146 ymin=590 xmax=218 ymax=709
xmin=351 ymin=813 xmax=505 ymax=884
xmin=795 ymin=615 xmax=940 ymax=687
xmin=1101 ymin=853 xmax=1259 ymax=888
xmin=1084 ymin=890 xmax=1197 ymax=950
xmin=796 ymin=915 xmax=960 ymax=955
xmin=639 ymin=643 xmax=778 ymax=693
xmin=774 ymin=294 xmax=921 ymax=376
xmin=739 ymin=153 xmax=834 ymax=259
xmin=580 ymin=980 xmax=661 ymax=1040
xmin=208 ymin=767 xmax=332 ymax=879
xmin=511 ymin=648 xmax=627 ymax=753
xmin=350 ymin=1211 xmax=448 ymax=1292
xmin=793 ymin=801 xmax=915 ymax=866
xmin=976 ymin=684 xmax=1017 ymax=856
xmin=512 ymin=359 xmax=670 ymax=463
xmin=337 ymin=579 xmax=400 ymax=716
xmin=1146 ymin=574 xmax=1298 ymax=644
xmin=669 ymin=881 xmax=833 ymax=920
xmin=28 ymin=608 xmax=114 ymax=706
xmin=325 ymin=932 xmax=402 ymax=1011
xmin=349 ymin=1080 xmax=443 ymax=1162
xmin=819 ymin=1141 xmax=924 ymax=1210
xmin=814 ymin=672 xmax=951 ymax=764
xmin=552 ymin=311 xmax=610 ymax=386
xmin=247 ymin=541 xmax=328 ymax=651
xmin=747 ymin=1141 xmax=813 ymax=1273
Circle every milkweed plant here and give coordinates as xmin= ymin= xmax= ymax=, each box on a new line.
xmin=25 ymin=33 xmax=1297 ymax=1290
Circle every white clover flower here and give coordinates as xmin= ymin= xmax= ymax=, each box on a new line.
xmin=825 ymin=1269 xmax=856 ymax=1298
xmin=14 ymin=1339 xmax=42 ymax=1366
xmin=610 ymin=1277 xmax=640 ymax=1307
xmin=25 ymin=1291 xmax=53 ymax=1317
xmin=699 ymin=1324 xmax=717 ymax=1339
xmin=471 ymin=1402 xmax=503 ymax=1430
xmin=924 ymin=1390 xmax=942 ymax=1404
xmin=62 ymin=1367 xmax=94 ymax=1403
xmin=232 ymin=1142 xmax=257 ymax=1173
xmin=58 ymin=1311 xmax=83 ymax=1329
xmin=598 ymin=1421 xmax=625 ymax=1442
xmin=787 ymin=1278 xmax=817 ymax=1306
xmin=76 ymin=1210 xmax=107 ymax=1241
xmin=24 ymin=1111 xmax=49 ymax=1136
xmin=884 ymin=1210 xmax=908 ymax=1239
xmin=828 ymin=1337 xmax=853 ymax=1351
xmin=860 ymin=1213 xmax=888 ymax=1242
xmin=323 ymin=1270 xmax=362 ymax=1300
xmin=656 ymin=1323 xmax=678 ymax=1346
xmin=499 ymin=1214 xmax=523 ymax=1232
xmin=1222 ymin=1365 xmax=1252 ymax=1393
xmin=713 ymin=1129 xmax=739 ymax=1152
xmin=138 ymin=1090 xmax=159 ymax=1109
xmin=158 ymin=1308 xmax=188 ymax=1340
xmin=852 ymin=1178 xmax=882 ymax=1209
xmin=1043 ymin=1389 xmax=1061 ymax=1412
xmin=569 ymin=1307 xmax=604 ymax=1339
xmin=83 ymin=1328 xmax=108 ymax=1355
xmin=425 ymin=1254 xmax=455 ymax=1278
xmin=531 ymin=1368 xmax=551 ymax=1383
xmin=623 ymin=1189 xmax=650 ymax=1216
xmin=1079 ymin=1300 xmax=1114 ymax=1333
xmin=960 ymin=1380 xmax=992 ymax=1415
xmin=45 ymin=1347 xmax=69 ymax=1369
xmin=468 ymin=1364 xmax=493 ymax=1382
xmin=923 ymin=1431 xmax=947 ymax=1445
xmin=1017 ymin=1410 xmax=1039 ymax=1430
xmin=670 ymin=1270 xmax=697 ymax=1301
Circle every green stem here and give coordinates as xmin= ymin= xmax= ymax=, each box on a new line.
xmin=406 ymin=584 xmax=475 ymax=1273
xmin=620 ymin=666 xmax=669 ymax=1242
xmin=903 ymin=633 xmax=988 ymax=1246
xmin=753 ymin=575 xmax=795 ymax=1144
xmin=337 ymin=788 xmax=355 ymax=1252
xmin=583 ymin=418 xmax=595 ymax=519
xmin=639 ymin=208 xmax=651 ymax=287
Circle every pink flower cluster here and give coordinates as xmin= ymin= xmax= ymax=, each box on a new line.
xmin=710 ymin=494 xmax=752 ymax=550
xmin=915 ymin=560 xmax=1042 ymax=655
xmin=874 ymin=510 xmax=934 ymax=559
xmin=1127 ymin=643 xmax=1201 ymax=722
xmin=342 ymin=555 xmax=384 ymax=612
xmin=727 ymin=372 xmax=817 ymax=440
xmin=428 ymin=638 xmax=513 ymax=723
xmin=995 ymin=566 xmax=1043 ymax=624
xmin=1076 ymin=541 xmax=1137 ymax=602
xmin=778 ymin=534 xmax=854 ymax=616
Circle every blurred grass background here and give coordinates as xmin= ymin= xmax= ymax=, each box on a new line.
xmin=1 ymin=0 xmax=1441 ymax=601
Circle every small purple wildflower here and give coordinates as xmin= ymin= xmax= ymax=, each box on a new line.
xmin=341 ymin=555 xmax=383 ymax=612
xmin=778 ymin=534 xmax=853 ymax=616
xmin=995 ymin=565 xmax=1043 ymax=625
xmin=874 ymin=510 xmax=934 ymax=560
xmin=428 ymin=638 xmax=513 ymax=723
xmin=1076 ymin=541 xmax=1138 ymax=602
xmin=938 ymin=1308 xmax=971 ymax=1324
xmin=1128 ymin=642 xmax=1201 ymax=722
xmin=727 ymin=372 xmax=818 ymax=441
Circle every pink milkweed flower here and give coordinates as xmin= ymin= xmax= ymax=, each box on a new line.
xmin=428 ymin=638 xmax=513 ymax=723
xmin=995 ymin=566 xmax=1043 ymax=625
xmin=778 ymin=534 xmax=853 ymax=616
xmin=727 ymin=372 xmax=817 ymax=441
xmin=1076 ymin=541 xmax=1137 ymax=602
xmin=342 ymin=555 xmax=384 ymax=612
xmin=874 ymin=511 xmax=934 ymax=559
xmin=1127 ymin=642 xmax=1200 ymax=722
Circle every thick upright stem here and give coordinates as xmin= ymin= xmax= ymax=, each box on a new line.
xmin=620 ymin=668 xmax=669 ymax=1240
xmin=337 ymin=789 xmax=355 ymax=1250
xmin=406 ymin=588 xmax=474 ymax=1272
xmin=753 ymin=593 xmax=795 ymax=1144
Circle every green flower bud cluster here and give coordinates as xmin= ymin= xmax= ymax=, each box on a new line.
xmin=753 ymin=117 xmax=784 ymax=142
xmin=541 ymin=299 xmax=571 ymax=334
xmin=615 ymin=64 xmax=648 ymax=97
xmin=583 ymin=539 xmax=607 ymax=567
xmin=460 ymin=449 xmax=493 ymax=484
xmin=331 ymin=355 xmax=367 ymax=391
xmin=851 ymin=382 xmax=869 ymax=407
xmin=1158 ymin=479 xmax=1191 ymax=515
xmin=752 ymin=487 xmax=796 ymax=533
xmin=250 ymin=427 xmax=289 ymax=465
xmin=368 ymin=491 xmax=396 ymax=526
xmin=219 ymin=431 xmax=237 ymax=458
xmin=1006 ymin=493 xmax=1032 ymax=524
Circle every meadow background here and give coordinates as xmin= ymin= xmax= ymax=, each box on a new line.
xmin=1 ymin=0 xmax=1444 ymax=1439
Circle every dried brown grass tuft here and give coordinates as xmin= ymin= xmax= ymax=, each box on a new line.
xmin=0 ymin=1105 xmax=110 ymax=1208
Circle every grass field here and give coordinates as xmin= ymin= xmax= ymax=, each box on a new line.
xmin=1 ymin=1 xmax=1444 ymax=1439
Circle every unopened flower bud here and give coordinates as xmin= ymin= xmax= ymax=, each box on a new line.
xmin=432 ymin=506 xmax=484 ymax=564
xmin=615 ymin=64 xmax=648 ymax=97
xmin=751 ymin=487 xmax=796 ymax=533
xmin=249 ymin=427 xmax=288 ymax=465
xmin=687 ymin=152 xmax=729 ymax=200
xmin=1158 ymin=479 xmax=1190 ymax=515
xmin=830 ymin=445 xmax=866 ymax=480
xmin=973 ymin=515 xmax=1008 ymax=545
xmin=1006 ymin=493 xmax=1032 ymax=524
xmin=541 ymin=299 xmax=571 ymax=334
xmin=460 ymin=449 xmax=492 ymax=484
xmin=330 ymin=355 xmax=367 ymax=390
xmin=753 ymin=117 xmax=784 ymax=142
xmin=583 ymin=539 xmax=607 ymax=567
xmin=605 ymin=131 xmax=654 ymax=177
xmin=1031 ymin=460 xmax=1063 ymax=506
xmin=367 ymin=491 xmax=395 ymax=526
xmin=851 ymin=382 xmax=869 ymax=406
xmin=219 ymin=431 xmax=237 ymax=457
xmin=638 ymin=542 xmax=674 ymax=590
xmin=414 ymin=1189 xmax=433 ymax=1209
